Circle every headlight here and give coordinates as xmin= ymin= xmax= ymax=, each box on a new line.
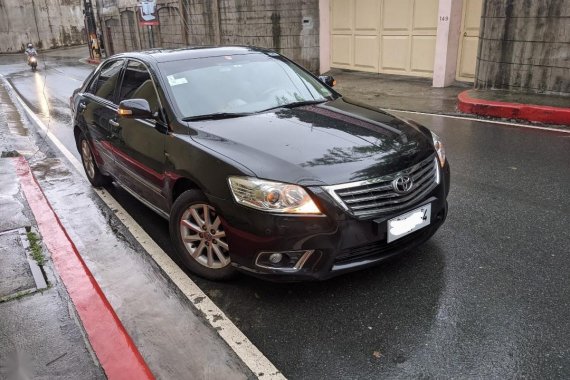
xmin=228 ymin=176 xmax=322 ymax=214
xmin=431 ymin=131 xmax=446 ymax=167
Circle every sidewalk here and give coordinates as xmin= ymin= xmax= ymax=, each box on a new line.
xmin=327 ymin=68 xmax=468 ymax=115
xmin=0 ymin=158 xmax=108 ymax=380
xmin=326 ymin=68 xmax=570 ymax=127
xmin=0 ymin=88 xmax=106 ymax=379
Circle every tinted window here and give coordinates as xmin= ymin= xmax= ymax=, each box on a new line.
xmin=118 ymin=60 xmax=160 ymax=114
xmin=90 ymin=59 xmax=124 ymax=102
xmin=158 ymin=53 xmax=334 ymax=118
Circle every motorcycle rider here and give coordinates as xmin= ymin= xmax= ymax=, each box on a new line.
xmin=25 ymin=43 xmax=37 ymax=65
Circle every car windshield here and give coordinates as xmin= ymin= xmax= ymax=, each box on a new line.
xmin=158 ymin=53 xmax=335 ymax=119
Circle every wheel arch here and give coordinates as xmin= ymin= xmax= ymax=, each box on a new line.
xmin=73 ymin=125 xmax=82 ymax=148
xmin=171 ymin=177 xmax=201 ymax=205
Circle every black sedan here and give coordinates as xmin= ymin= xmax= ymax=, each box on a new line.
xmin=71 ymin=46 xmax=450 ymax=281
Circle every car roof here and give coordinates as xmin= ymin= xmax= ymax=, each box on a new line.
xmin=110 ymin=46 xmax=275 ymax=63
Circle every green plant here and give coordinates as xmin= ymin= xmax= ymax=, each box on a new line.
xmin=26 ymin=231 xmax=45 ymax=267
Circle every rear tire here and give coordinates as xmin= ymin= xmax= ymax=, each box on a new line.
xmin=170 ymin=190 xmax=236 ymax=281
xmin=78 ymin=132 xmax=110 ymax=187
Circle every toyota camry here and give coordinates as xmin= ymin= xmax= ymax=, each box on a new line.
xmin=71 ymin=46 xmax=450 ymax=281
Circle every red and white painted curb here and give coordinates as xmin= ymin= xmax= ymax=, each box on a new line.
xmin=458 ymin=90 xmax=570 ymax=125
xmin=14 ymin=156 xmax=154 ymax=380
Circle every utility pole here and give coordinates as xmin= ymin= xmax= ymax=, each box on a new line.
xmin=83 ymin=0 xmax=101 ymax=60
xmin=138 ymin=0 xmax=159 ymax=49
xmin=148 ymin=26 xmax=155 ymax=49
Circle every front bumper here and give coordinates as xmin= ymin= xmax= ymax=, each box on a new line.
xmin=209 ymin=161 xmax=450 ymax=282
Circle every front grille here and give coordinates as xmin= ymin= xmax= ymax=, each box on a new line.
xmin=324 ymin=155 xmax=438 ymax=218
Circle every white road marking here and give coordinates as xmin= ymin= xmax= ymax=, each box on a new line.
xmin=384 ymin=108 xmax=570 ymax=134
xmin=1 ymin=76 xmax=286 ymax=380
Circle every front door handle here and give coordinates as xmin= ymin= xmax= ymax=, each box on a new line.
xmin=109 ymin=119 xmax=120 ymax=138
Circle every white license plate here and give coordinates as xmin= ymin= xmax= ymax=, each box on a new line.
xmin=387 ymin=204 xmax=431 ymax=243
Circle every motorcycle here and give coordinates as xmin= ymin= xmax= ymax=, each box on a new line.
xmin=28 ymin=55 xmax=38 ymax=71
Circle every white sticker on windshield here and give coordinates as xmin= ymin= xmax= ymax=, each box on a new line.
xmin=167 ymin=75 xmax=188 ymax=86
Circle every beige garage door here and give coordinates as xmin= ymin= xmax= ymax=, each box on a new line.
xmin=456 ymin=0 xmax=483 ymax=81
xmin=331 ymin=0 xmax=438 ymax=77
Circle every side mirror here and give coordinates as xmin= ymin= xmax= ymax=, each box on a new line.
xmin=118 ymin=99 xmax=154 ymax=119
xmin=318 ymin=75 xmax=336 ymax=87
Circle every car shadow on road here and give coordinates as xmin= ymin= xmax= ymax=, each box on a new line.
xmin=192 ymin=239 xmax=446 ymax=377
xmin=106 ymin=183 xmax=446 ymax=377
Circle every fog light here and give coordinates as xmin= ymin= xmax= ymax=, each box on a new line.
xmin=269 ymin=253 xmax=283 ymax=263
xmin=255 ymin=250 xmax=318 ymax=271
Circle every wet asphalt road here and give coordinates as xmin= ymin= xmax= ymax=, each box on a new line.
xmin=1 ymin=49 xmax=569 ymax=379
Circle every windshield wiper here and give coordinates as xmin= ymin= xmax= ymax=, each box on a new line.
xmin=258 ymin=99 xmax=327 ymax=113
xmin=182 ymin=112 xmax=252 ymax=122
xmin=182 ymin=100 xmax=328 ymax=121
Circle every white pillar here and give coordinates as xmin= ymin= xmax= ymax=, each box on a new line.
xmin=319 ymin=0 xmax=331 ymax=74
xmin=432 ymin=0 xmax=463 ymax=87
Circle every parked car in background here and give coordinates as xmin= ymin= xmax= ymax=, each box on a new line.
xmin=71 ymin=46 xmax=450 ymax=281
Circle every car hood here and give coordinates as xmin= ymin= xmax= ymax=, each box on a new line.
xmin=188 ymin=98 xmax=435 ymax=186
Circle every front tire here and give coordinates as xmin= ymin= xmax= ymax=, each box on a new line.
xmin=78 ymin=133 xmax=110 ymax=187
xmin=170 ymin=190 xmax=235 ymax=281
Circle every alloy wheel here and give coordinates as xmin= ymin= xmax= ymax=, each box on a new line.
xmin=179 ymin=203 xmax=230 ymax=269
xmin=81 ymin=140 xmax=95 ymax=179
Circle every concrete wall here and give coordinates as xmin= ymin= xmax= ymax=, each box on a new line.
xmin=0 ymin=0 xmax=86 ymax=53
xmin=218 ymin=0 xmax=320 ymax=72
xmin=100 ymin=0 xmax=320 ymax=72
xmin=475 ymin=0 xmax=570 ymax=95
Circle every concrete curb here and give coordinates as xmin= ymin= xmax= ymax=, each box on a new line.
xmin=14 ymin=156 xmax=155 ymax=380
xmin=458 ymin=90 xmax=570 ymax=125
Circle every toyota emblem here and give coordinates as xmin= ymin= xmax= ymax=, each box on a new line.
xmin=392 ymin=175 xmax=413 ymax=194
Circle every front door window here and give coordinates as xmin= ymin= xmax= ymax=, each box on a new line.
xmin=118 ymin=60 xmax=161 ymax=117
xmin=90 ymin=59 xmax=124 ymax=102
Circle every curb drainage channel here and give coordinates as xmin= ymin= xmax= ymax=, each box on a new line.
xmin=0 ymin=227 xmax=48 ymax=303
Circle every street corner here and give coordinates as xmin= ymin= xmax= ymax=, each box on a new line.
xmin=82 ymin=57 xmax=101 ymax=66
